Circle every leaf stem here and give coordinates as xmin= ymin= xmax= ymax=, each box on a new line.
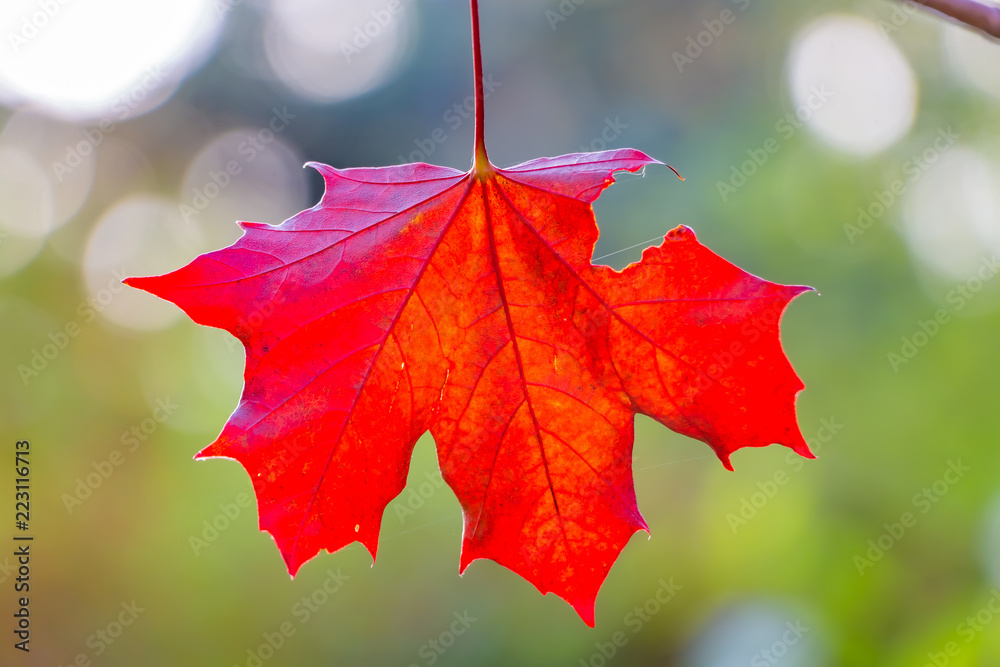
xmin=470 ymin=0 xmax=491 ymax=172
xmin=898 ymin=0 xmax=1000 ymax=39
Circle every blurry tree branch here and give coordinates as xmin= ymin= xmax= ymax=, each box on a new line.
xmin=898 ymin=0 xmax=1000 ymax=39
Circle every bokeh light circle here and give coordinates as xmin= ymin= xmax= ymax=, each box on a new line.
xmin=0 ymin=0 xmax=224 ymax=121
xmin=943 ymin=21 xmax=1000 ymax=99
xmin=0 ymin=110 xmax=96 ymax=229
xmin=682 ymin=602 xmax=829 ymax=667
xmin=787 ymin=14 xmax=917 ymax=157
xmin=0 ymin=146 xmax=54 ymax=240
xmin=0 ymin=143 xmax=53 ymax=275
xmin=901 ymin=146 xmax=1000 ymax=281
xmin=263 ymin=0 xmax=414 ymax=103
xmin=83 ymin=194 xmax=204 ymax=332
xmin=180 ymin=127 xmax=309 ymax=250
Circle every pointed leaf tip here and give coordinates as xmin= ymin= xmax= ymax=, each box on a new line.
xmin=575 ymin=601 xmax=597 ymax=628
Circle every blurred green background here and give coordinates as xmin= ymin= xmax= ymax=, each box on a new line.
xmin=2 ymin=0 xmax=1000 ymax=665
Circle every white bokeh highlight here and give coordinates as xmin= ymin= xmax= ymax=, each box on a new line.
xmin=943 ymin=20 xmax=1000 ymax=99
xmin=0 ymin=111 xmax=96 ymax=228
xmin=83 ymin=194 xmax=205 ymax=332
xmin=787 ymin=14 xmax=917 ymax=157
xmin=682 ymin=602 xmax=828 ymax=667
xmin=0 ymin=0 xmax=224 ymax=120
xmin=901 ymin=146 xmax=1000 ymax=281
xmin=179 ymin=127 xmax=308 ymax=250
xmin=0 ymin=147 xmax=53 ymax=239
xmin=264 ymin=0 xmax=414 ymax=103
xmin=0 ymin=146 xmax=52 ymax=277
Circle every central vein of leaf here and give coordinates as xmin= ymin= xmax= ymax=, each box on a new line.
xmin=479 ymin=177 xmax=570 ymax=548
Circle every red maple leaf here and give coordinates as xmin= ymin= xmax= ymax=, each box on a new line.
xmin=126 ymin=0 xmax=812 ymax=625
